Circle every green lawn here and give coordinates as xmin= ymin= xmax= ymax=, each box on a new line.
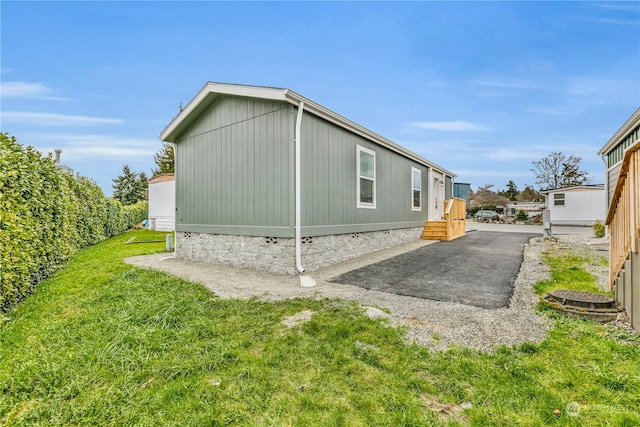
xmin=1 ymin=230 xmax=639 ymax=426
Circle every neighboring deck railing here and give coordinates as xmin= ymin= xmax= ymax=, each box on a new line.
xmin=606 ymin=140 xmax=640 ymax=288
xmin=444 ymin=197 xmax=466 ymax=241
xmin=605 ymin=140 xmax=639 ymax=332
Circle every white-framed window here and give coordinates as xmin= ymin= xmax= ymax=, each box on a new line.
xmin=553 ymin=193 xmax=565 ymax=206
xmin=411 ymin=167 xmax=421 ymax=211
xmin=357 ymin=145 xmax=376 ymax=209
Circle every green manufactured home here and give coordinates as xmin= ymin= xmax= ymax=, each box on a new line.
xmin=160 ymin=83 xmax=456 ymax=274
xmin=598 ymin=107 xmax=640 ymax=331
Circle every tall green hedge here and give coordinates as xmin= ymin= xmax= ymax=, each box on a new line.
xmin=0 ymin=133 xmax=147 ymax=311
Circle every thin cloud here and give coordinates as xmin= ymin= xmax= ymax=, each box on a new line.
xmin=401 ymin=140 xmax=488 ymax=158
xmin=525 ymin=107 xmax=583 ymax=116
xmin=565 ymin=77 xmax=635 ymax=96
xmin=471 ymin=79 xmax=540 ymax=91
xmin=2 ymin=111 xmax=123 ymax=126
xmin=589 ymin=18 xmax=640 ymax=26
xmin=593 ymin=3 xmax=639 ymax=12
xmin=35 ymin=134 xmax=157 ymax=161
xmin=485 ymin=149 xmax=546 ymax=161
xmin=0 ymin=81 xmax=69 ymax=100
xmin=411 ymin=120 xmax=488 ymax=131
xmin=454 ymin=169 xmax=532 ymax=178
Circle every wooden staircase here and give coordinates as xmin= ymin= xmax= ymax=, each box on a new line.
xmin=422 ymin=221 xmax=449 ymax=240
xmin=422 ymin=198 xmax=467 ymax=241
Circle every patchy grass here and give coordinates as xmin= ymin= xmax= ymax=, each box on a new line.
xmin=1 ymin=231 xmax=639 ymax=426
xmin=534 ymin=248 xmax=610 ymax=296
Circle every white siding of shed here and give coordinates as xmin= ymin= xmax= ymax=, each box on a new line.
xmin=547 ymin=188 xmax=606 ymax=226
xmin=149 ymin=179 xmax=175 ymax=231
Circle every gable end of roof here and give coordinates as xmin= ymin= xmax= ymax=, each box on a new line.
xmin=159 ymin=82 xmax=455 ymax=177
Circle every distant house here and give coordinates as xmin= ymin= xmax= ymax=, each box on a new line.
xmin=147 ymin=173 xmax=175 ymax=231
xmin=159 ymin=82 xmax=458 ymax=274
xmin=597 ymin=107 xmax=639 ymax=332
xmin=453 ymin=182 xmax=471 ymax=206
xmin=541 ymin=185 xmax=606 ymax=226
xmin=505 ymin=201 xmax=545 ymax=218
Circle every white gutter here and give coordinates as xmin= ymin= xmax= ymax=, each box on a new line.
xmin=294 ymin=102 xmax=316 ymax=287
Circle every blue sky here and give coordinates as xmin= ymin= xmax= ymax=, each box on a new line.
xmin=1 ymin=1 xmax=639 ymax=196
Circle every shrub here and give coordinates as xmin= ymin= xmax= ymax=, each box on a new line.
xmin=124 ymin=200 xmax=148 ymax=230
xmin=517 ymin=210 xmax=528 ymax=221
xmin=593 ymin=220 xmax=606 ymax=238
xmin=0 ymin=133 xmax=138 ymax=311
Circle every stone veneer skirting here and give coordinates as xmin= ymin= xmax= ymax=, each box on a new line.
xmin=176 ymin=227 xmax=424 ymax=275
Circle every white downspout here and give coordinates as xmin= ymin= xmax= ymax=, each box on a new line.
xmin=295 ymin=102 xmax=316 ymax=287
xmin=295 ymin=101 xmax=304 ymax=273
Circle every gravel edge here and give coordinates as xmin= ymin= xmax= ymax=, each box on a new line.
xmin=125 ymin=235 xmax=598 ymax=352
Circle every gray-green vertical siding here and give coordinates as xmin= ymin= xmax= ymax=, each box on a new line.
xmin=300 ymin=112 xmax=429 ymax=236
xmin=174 ymin=96 xmax=294 ymax=237
xmin=174 ymin=97 xmax=441 ymax=237
xmin=607 ymin=163 xmax=621 ymax=207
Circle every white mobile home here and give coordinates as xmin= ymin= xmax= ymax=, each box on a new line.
xmin=542 ymin=185 xmax=606 ymax=226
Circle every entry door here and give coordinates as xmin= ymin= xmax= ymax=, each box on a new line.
xmin=429 ymin=172 xmax=445 ymax=221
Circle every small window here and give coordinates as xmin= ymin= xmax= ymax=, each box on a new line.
xmin=554 ymin=193 xmax=565 ymax=206
xmin=357 ymin=145 xmax=376 ymax=208
xmin=411 ymin=167 xmax=421 ymax=211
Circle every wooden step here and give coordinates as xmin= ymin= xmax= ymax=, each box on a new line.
xmin=422 ymin=234 xmax=447 ymax=240
xmin=423 ymin=220 xmax=451 ymax=241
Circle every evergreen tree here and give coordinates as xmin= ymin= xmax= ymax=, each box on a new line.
xmin=112 ymin=165 xmax=146 ymax=205
xmin=519 ymin=184 xmax=542 ymax=201
xmin=499 ymin=180 xmax=518 ymax=202
xmin=505 ymin=180 xmax=518 ymax=200
xmin=152 ymin=142 xmax=174 ymax=176
xmin=137 ymin=172 xmax=149 ymax=201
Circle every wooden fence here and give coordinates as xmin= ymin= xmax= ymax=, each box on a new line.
xmin=606 ymin=140 xmax=639 ymax=331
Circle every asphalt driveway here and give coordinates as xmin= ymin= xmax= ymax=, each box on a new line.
xmin=328 ymin=231 xmax=536 ymax=309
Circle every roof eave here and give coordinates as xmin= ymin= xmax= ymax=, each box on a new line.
xmin=159 ymin=82 xmax=289 ymax=142
xmin=283 ymin=90 xmax=456 ymax=177
xmin=160 ymin=83 xmax=456 ymax=177
xmin=597 ymin=107 xmax=640 ymax=156
xmin=540 ymin=184 xmax=605 ymax=194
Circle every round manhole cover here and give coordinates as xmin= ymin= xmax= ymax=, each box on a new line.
xmin=546 ymin=290 xmax=615 ymax=310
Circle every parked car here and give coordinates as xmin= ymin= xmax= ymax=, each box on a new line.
xmin=474 ymin=210 xmax=500 ymax=221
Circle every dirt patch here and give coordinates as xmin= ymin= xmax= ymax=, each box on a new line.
xmin=282 ymin=310 xmax=314 ymax=328
xmin=421 ymin=394 xmax=471 ymax=422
